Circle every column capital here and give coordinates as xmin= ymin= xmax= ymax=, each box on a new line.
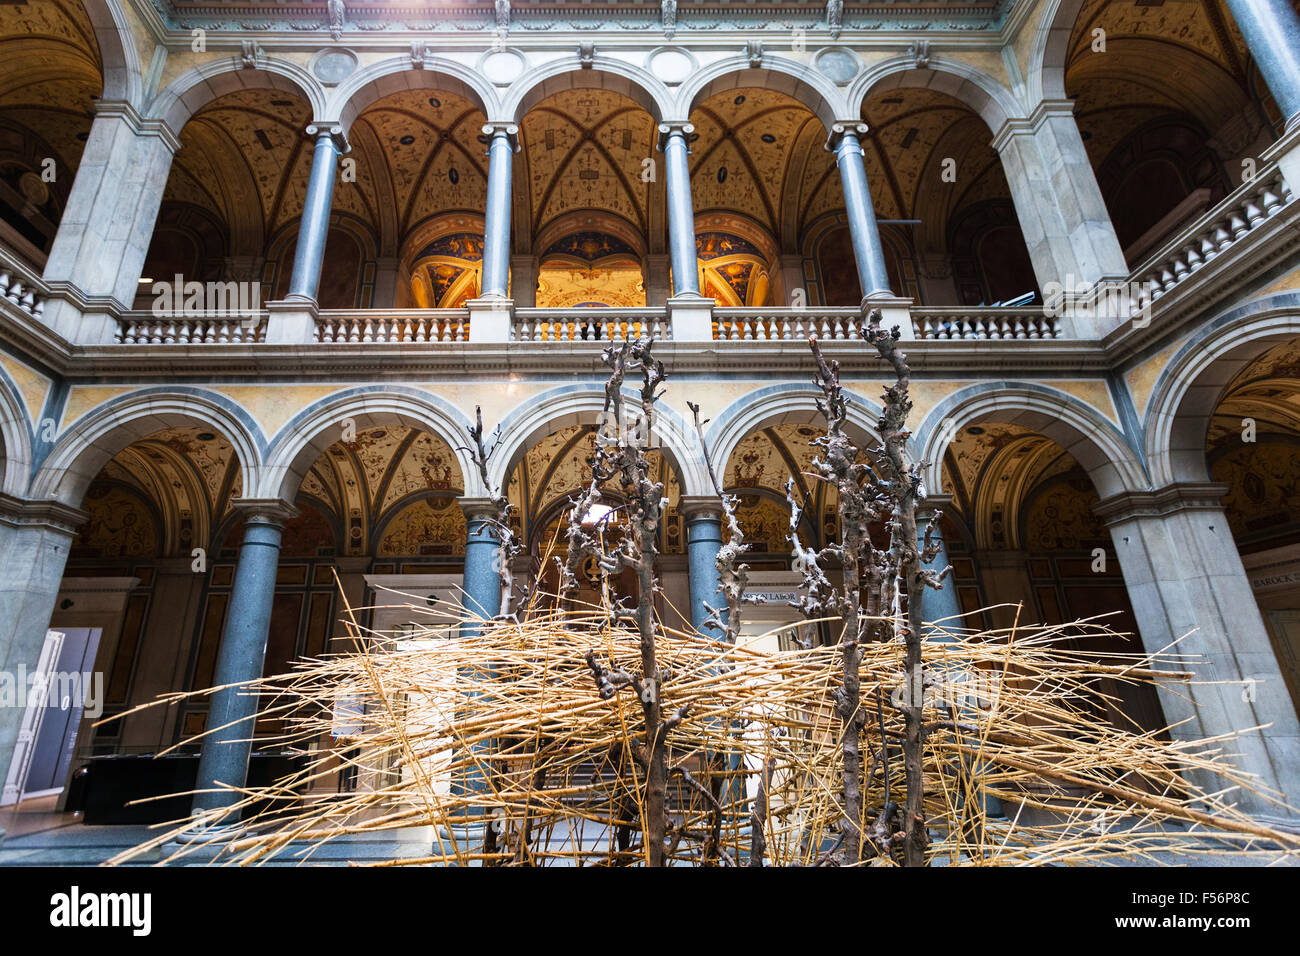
xmin=459 ymin=496 xmax=502 ymax=522
xmin=656 ymin=121 xmax=695 ymax=151
xmin=482 ymin=122 xmax=521 ymax=151
xmin=93 ymin=99 xmax=183 ymax=154
xmin=1092 ymin=482 xmax=1229 ymax=526
xmin=229 ymin=497 xmax=298 ymax=528
xmin=825 ymin=121 xmax=868 ymax=152
xmin=305 ymin=123 xmax=349 ymax=154
xmin=0 ymin=493 xmax=88 ymax=537
xmin=677 ymin=495 xmax=725 ymax=522
xmin=989 ymin=100 xmax=1076 ymax=153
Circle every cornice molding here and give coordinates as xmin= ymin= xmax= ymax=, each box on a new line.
xmin=1092 ymin=482 xmax=1231 ymax=526
xmin=0 ymin=494 xmax=89 ymax=536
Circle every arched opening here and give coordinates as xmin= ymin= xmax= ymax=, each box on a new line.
xmin=345 ymin=87 xmax=489 ymax=308
xmin=855 ymin=85 xmax=1038 ymax=307
xmin=1203 ymin=338 xmax=1300 ymax=712
xmin=503 ymin=422 xmax=685 ymax=625
xmin=938 ymin=420 xmax=1165 ymax=735
xmin=1063 ymin=0 xmax=1277 ymax=265
xmin=515 ymin=87 xmax=656 ymax=307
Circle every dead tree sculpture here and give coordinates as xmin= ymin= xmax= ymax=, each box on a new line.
xmin=564 ymin=338 xmax=686 ymax=866
xmin=788 ymin=315 xmax=948 ymax=866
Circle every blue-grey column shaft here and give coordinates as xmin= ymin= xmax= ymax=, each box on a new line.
xmin=686 ymin=512 xmax=726 ymax=639
xmin=458 ymin=512 xmax=502 ymax=799
xmin=660 ymin=124 xmax=700 ymax=296
xmin=831 ymin=123 xmax=891 ymax=298
xmin=481 ymin=125 xmax=517 ymax=298
xmin=191 ymin=511 xmax=286 ymax=820
xmin=1224 ymin=0 xmax=1300 ymax=125
xmin=921 ymin=511 xmax=1002 ymax=818
xmin=461 ymin=514 xmax=503 ymax=637
xmin=286 ymin=126 xmax=342 ymax=301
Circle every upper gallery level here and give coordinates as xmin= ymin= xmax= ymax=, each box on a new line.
xmin=2 ymin=0 xmax=1300 ymax=372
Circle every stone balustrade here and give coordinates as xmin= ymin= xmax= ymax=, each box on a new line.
xmin=713 ymin=307 xmax=864 ymax=341
xmin=912 ymin=307 xmax=1059 ymax=340
xmin=0 ymin=247 xmax=48 ymax=320
xmin=116 ymin=313 xmax=266 ymax=344
xmin=316 ymin=310 xmax=469 ymax=343
xmin=1134 ymin=162 xmax=1293 ymax=304
xmin=512 ymin=309 xmax=669 ymax=342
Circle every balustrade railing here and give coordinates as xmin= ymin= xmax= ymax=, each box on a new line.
xmin=912 ymin=308 xmax=1058 ymax=340
xmin=0 ymin=247 xmax=48 ymax=320
xmin=116 ymin=313 xmax=266 ymax=344
xmin=316 ymin=310 xmax=468 ymax=343
xmin=1133 ymin=163 xmax=1293 ymax=303
xmin=512 ymin=309 xmax=669 ymax=342
xmin=713 ymin=307 xmax=863 ymax=341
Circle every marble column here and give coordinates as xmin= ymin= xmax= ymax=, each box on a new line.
xmin=460 ymin=499 xmax=504 ymax=638
xmin=657 ymin=123 xmax=700 ymax=297
xmin=680 ymin=497 xmax=726 ymax=640
xmin=1096 ymin=483 xmax=1300 ymax=816
xmin=190 ymin=500 xmax=294 ymax=826
xmin=285 ymin=125 xmax=345 ymax=303
xmin=921 ymin=501 xmax=1002 ymax=817
xmin=827 ymin=122 xmax=891 ymax=299
xmin=991 ymin=102 xmax=1128 ymax=333
xmin=0 ymin=496 xmax=85 ymax=817
xmin=481 ymin=124 xmax=519 ymax=299
xmin=1224 ymin=0 xmax=1300 ymax=127
xmin=40 ymin=103 xmax=179 ymax=344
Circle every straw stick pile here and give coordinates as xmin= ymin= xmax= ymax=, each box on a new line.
xmin=111 ymin=592 xmax=1299 ymax=867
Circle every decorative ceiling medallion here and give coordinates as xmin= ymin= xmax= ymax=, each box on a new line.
xmin=311 ymin=48 xmax=358 ymax=85
xmin=814 ymin=47 xmax=860 ymax=86
xmin=646 ymin=46 xmax=697 ymax=86
xmin=478 ymin=47 xmax=527 ymax=85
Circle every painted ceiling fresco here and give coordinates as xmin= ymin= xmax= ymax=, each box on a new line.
xmin=1066 ymin=0 xmax=1276 ymax=165
xmin=350 ymin=89 xmax=489 ymax=244
xmin=0 ymin=0 xmax=101 ymax=221
xmin=1208 ymin=339 xmax=1300 ymax=447
xmin=941 ymin=422 xmax=1083 ymax=550
xmin=1207 ymin=340 xmax=1300 ymax=548
xmin=165 ymin=90 xmax=315 ymax=255
xmin=79 ymin=427 xmax=243 ymax=557
xmin=507 ymin=424 xmax=682 ymax=553
xmin=520 ymin=88 xmax=656 ymax=243
xmin=408 ymin=231 xmax=484 ymax=307
xmin=299 ymin=424 xmax=465 ymax=556
xmin=691 ymin=88 xmax=830 ymax=246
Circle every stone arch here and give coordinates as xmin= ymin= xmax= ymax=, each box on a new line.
xmin=85 ymin=0 xmax=144 ymax=106
xmin=0 ymin=365 xmax=34 ymax=499
xmin=30 ymin=389 xmax=264 ymax=507
xmin=679 ymin=56 xmax=848 ymax=130
xmin=1029 ymin=0 xmax=1086 ymax=104
xmin=329 ymin=57 xmax=500 ymax=134
xmin=148 ymin=58 xmax=327 ymax=134
xmin=846 ymin=55 xmax=1019 ymax=136
xmin=504 ymin=60 xmax=671 ymax=125
xmin=488 ymin=385 xmax=708 ymax=499
xmin=704 ymin=382 xmax=889 ymax=476
xmin=1144 ymin=296 xmax=1300 ymax=487
xmin=259 ymin=387 xmax=480 ymax=503
xmin=918 ymin=383 xmax=1147 ymax=501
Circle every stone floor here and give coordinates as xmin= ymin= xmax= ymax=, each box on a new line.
xmin=1 ymin=795 xmax=1296 ymax=866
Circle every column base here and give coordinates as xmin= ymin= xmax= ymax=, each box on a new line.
xmin=667 ymin=293 xmax=714 ymax=341
xmin=862 ymin=295 xmax=915 ymax=340
xmin=466 ymin=297 xmax=514 ymax=342
xmin=264 ymin=297 xmax=318 ymax=344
